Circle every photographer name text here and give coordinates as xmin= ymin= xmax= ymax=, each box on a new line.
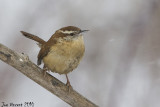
xmin=1 ymin=102 xmax=34 ymax=107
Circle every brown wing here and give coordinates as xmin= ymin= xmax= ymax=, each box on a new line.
xmin=37 ymin=30 xmax=67 ymax=65
xmin=37 ymin=37 xmax=57 ymax=65
xmin=37 ymin=45 xmax=49 ymax=65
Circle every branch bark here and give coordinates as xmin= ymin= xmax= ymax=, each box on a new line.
xmin=0 ymin=43 xmax=98 ymax=107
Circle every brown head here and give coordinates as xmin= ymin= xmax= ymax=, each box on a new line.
xmin=54 ymin=26 xmax=89 ymax=38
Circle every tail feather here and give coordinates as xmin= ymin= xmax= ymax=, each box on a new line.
xmin=21 ymin=31 xmax=46 ymax=44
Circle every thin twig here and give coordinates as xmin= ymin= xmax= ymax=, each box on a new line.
xmin=0 ymin=43 xmax=98 ymax=107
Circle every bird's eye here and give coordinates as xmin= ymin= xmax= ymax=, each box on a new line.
xmin=70 ymin=33 xmax=74 ymax=36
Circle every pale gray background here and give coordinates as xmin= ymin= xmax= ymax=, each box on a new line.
xmin=0 ymin=0 xmax=160 ymax=107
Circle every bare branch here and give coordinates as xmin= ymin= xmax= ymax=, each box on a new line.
xmin=0 ymin=43 xmax=98 ymax=107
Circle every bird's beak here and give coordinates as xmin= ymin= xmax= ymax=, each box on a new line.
xmin=80 ymin=30 xmax=89 ymax=33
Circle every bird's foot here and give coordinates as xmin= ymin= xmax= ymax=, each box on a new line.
xmin=65 ymin=74 xmax=73 ymax=92
xmin=43 ymin=65 xmax=49 ymax=77
xmin=66 ymin=81 xmax=73 ymax=92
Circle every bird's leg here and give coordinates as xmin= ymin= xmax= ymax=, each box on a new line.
xmin=65 ymin=74 xmax=72 ymax=92
xmin=43 ymin=65 xmax=48 ymax=77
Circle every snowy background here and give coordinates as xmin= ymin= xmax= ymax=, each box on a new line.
xmin=0 ymin=0 xmax=160 ymax=107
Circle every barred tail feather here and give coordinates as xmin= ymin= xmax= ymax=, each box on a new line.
xmin=21 ymin=31 xmax=46 ymax=44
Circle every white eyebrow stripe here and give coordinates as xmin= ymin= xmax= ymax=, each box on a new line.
xmin=59 ymin=30 xmax=75 ymax=34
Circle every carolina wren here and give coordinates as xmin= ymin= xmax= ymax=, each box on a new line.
xmin=21 ymin=26 xmax=88 ymax=89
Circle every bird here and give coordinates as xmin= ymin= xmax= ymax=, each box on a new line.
xmin=21 ymin=26 xmax=89 ymax=90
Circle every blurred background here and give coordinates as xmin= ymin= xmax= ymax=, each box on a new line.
xmin=0 ymin=0 xmax=160 ymax=107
